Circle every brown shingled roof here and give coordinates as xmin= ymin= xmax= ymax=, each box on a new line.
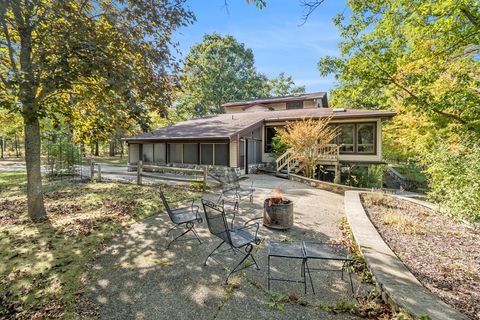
xmin=123 ymin=108 xmax=395 ymax=142
xmin=221 ymin=92 xmax=327 ymax=107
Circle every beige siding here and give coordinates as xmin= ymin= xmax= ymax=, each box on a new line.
xmin=229 ymin=141 xmax=238 ymax=167
xmin=224 ymin=106 xmax=244 ymax=113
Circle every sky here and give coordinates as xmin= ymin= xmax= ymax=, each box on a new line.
xmin=174 ymin=0 xmax=348 ymax=94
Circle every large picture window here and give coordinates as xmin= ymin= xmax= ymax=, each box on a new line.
xmin=336 ymin=122 xmax=376 ymax=154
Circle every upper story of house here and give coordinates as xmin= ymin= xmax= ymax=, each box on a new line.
xmin=221 ymin=92 xmax=328 ymax=114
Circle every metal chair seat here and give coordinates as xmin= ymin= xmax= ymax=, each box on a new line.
xmin=201 ymin=199 xmax=261 ymax=284
xmin=229 ymin=228 xmax=258 ymax=248
xmin=160 ymin=191 xmax=202 ymax=249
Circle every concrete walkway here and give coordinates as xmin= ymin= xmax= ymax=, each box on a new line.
xmin=88 ymin=174 xmax=360 ymax=319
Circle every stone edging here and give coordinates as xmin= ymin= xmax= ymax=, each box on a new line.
xmin=289 ymin=173 xmax=371 ymax=194
xmin=344 ymin=191 xmax=468 ymax=320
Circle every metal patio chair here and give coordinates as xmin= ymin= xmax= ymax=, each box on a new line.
xmin=217 ymin=169 xmax=254 ymax=210
xmin=201 ymin=199 xmax=261 ymax=284
xmin=160 ymin=190 xmax=203 ymax=249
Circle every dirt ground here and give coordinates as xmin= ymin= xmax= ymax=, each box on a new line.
xmin=361 ymin=193 xmax=480 ymax=320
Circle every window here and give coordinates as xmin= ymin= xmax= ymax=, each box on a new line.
xmin=357 ymin=124 xmax=375 ymax=153
xmin=335 ymin=122 xmax=376 ymax=154
xmin=201 ymin=144 xmax=213 ymax=165
xmin=338 ymin=124 xmax=355 ymax=153
xmin=214 ymin=144 xmax=228 ymax=166
xmin=183 ymin=143 xmax=198 ymax=164
xmin=264 ymin=127 xmax=277 ymax=153
xmin=168 ymin=143 xmax=182 ymax=163
xmin=142 ymin=143 xmax=154 ymax=162
xmin=286 ymin=101 xmax=303 ymax=109
xmin=154 ymin=143 xmax=166 ymax=163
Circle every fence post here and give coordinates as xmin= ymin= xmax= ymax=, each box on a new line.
xmin=97 ymin=164 xmax=102 ymax=182
xmin=90 ymin=160 xmax=95 ymax=181
xmin=203 ymin=167 xmax=207 ymax=191
xmin=137 ymin=161 xmax=143 ymax=185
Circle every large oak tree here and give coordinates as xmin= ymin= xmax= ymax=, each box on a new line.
xmin=0 ymin=0 xmax=194 ymax=221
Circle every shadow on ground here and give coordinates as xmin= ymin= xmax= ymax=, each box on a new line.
xmin=88 ymin=174 xmax=362 ymax=320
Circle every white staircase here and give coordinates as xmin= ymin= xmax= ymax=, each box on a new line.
xmin=275 ymin=145 xmax=340 ymax=177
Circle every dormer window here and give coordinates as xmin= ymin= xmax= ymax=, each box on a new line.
xmin=286 ymin=101 xmax=303 ymax=109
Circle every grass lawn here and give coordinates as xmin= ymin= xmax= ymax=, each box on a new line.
xmin=0 ymin=171 xmax=201 ymax=319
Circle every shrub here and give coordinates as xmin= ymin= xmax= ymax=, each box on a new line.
xmin=423 ymin=138 xmax=480 ymax=223
xmin=44 ymin=139 xmax=82 ymax=176
xmin=344 ymin=165 xmax=386 ymax=188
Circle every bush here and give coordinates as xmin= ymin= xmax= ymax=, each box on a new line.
xmin=270 ymin=136 xmax=288 ymax=159
xmin=344 ymin=165 xmax=386 ymax=188
xmin=423 ymin=139 xmax=480 ymax=223
xmin=44 ymin=139 xmax=82 ymax=176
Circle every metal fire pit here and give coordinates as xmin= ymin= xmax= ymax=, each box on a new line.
xmin=263 ymin=198 xmax=294 ymax=230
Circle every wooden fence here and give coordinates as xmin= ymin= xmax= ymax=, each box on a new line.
xmin=90 ymin=160 xmax=208 ymax=191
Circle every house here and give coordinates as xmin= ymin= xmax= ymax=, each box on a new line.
xmin=123 ymin=92 xmax=395 ymax=176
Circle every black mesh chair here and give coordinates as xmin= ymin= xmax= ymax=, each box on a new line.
xmin=218 ymin=170 xmax=254 ymax=211
xmin=160 ymin=191 xmax=202 ymax=249
xmin=201 ymin=199 xmax=261 ymax=284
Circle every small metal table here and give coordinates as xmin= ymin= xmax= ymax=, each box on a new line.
xmin=267 ymin=241 xmax=354 ymax=295
xmin=267 ymin=241 xmax=312 ymax=294
xmin=303 ymin=241 xmax=354 ymax=294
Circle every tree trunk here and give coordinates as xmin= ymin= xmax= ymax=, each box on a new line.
xmin=23 ymin=104 xmax=47 ymax=221
xmin=120 ymin=141 xmax=124 ymax=159
xmin=94 ymin=140 xmax=99 ymax=156
xmin=0 ymin=137 xmax=4 ymax=159
xmin=16 ymin=9 xmax=47 ymax=222
xmin=109 ymin=139 xmax=115 ymax=157
xmin=15 ymin=134 xmax=19 ymax=157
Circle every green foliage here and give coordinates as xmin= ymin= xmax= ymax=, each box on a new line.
xmin=43 ymin=138 xmax=82 ymax=176
xmin=266 ymin=72 xmax=305 ymax=97
xmin=393 ymin=163 xmax=428 ymax=191
xmin=424 ymin=138 xmax=480 ymax=222
xmin=179 ymin=33 xmax=267 ymax=115
xmin=316 ymin=0 xmax=480 ymax=221
xmin=270 ymin=136 xmax=288 ymax=159
xmin=344 ymin=165 xmax=386 ymax=188
xmin=267 ymin=293 xmax=289 ymax=312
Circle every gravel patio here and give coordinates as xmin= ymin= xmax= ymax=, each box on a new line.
xmin=88 ymin=174 xmax=361 ymax=319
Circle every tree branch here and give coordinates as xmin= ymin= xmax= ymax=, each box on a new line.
xmin=299 ymin=0 xmax=325 ymax=26
xmin=1 ymin=17 xmax=20 ymax=77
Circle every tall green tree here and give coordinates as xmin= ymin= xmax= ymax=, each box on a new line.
xmin=179 ymin=33 xmax=267 ymax=115
xmin=267 ymin=72 xmax=305 ymax=96
xmin=0 ymin=0 xmax=194 ymax=221
xmin=313 ymin=0 xmax=480 ymax=220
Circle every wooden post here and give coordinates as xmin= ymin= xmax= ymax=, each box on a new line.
xmin=90 ymin=160 xmax=95 ymax=181
xmin=97 ymin=164 xmax=102 ymax=182
xmin=334 ymin=163 xmax=340 ymax=184
xmin=203 ymin=167 xmax=207 ymax=191
xmin=137 ymin=161 xmax=143 ymax=185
